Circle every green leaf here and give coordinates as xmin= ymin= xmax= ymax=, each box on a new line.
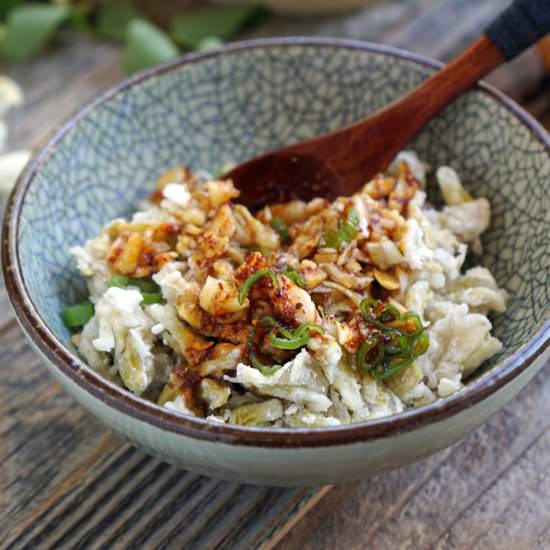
xmin=109 ymin=274 xmax=130 ymax=288
xmin=0 ymin=0 xmax=22 ymax=21
xmin=1 ymin=4 xmax=68 ymax=63
xmin=123 ymin=18 xmax=179 ymax=75
xmin=141 ymin=292 xmax=164 ymax=305
xmin=271 ymin=217 xmax=290 ymax=244
xmin=322 ymin=207 xmax=359 ymax=249
xmin=63 ymin=302 xmax=94 ymax=329
xmin=96 ymin=0 xmax=141 ymax=42
xmin=171 ymin=5 xmax=266 ymax=49
xmin=196 ymin=36 xmax=224 ymax=51
xmin=64 ymin=0 xmax=98 ymax=31
xmin=238 ymin=269 xmax=279 ymax=304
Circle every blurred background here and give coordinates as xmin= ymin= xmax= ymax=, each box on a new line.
xmin=1 ymin=0 xmax=550 ymax=189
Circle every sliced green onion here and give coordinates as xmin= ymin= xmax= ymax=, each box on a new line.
xmin=109 ymin=274 xmax=160 ymax=294
xmin=271 ymin=217 xmax=290 ymax=244
xmin=128 ymin=277 xmax=160 ymax=294
xmin=109 ymin=274 xmax=130 ymax=288
xmin=412 ymin=331 xmax=430 ymax=355
xmin=141 ymin=292 xmax=164 ymax=305
xmin=402 ymin=312 xmax=424 ymax=336
xmin=261 ymin=316 xmax=277 ymax=328
xmin=260 ymin=366 xmax=280 ymax=376
xmin=356 ymin=334 xmax=380 ymax=371
xmin=238 ymin=269 xmax=279 ymax=304
xmin=269 ymin=331 xmax=309 ymax=350
xmin=378 ymin=304 xmax=401 ymax=324
xmin=248 ymin=351 xmax=279 ymax=376
xmin=63 ymin=302 xmax=94 ymax=329
xmin=282 ymin=269 xmax=307 ymax=287
xmin=277 ymin=326 xmax=295 ymax=339
xmin=248 ymin=350 xmax=265 ymax=371
xmin=359 ymin=297 xmax=377 ymax=320
xmin=109 ymin=275 xmax=163 ymax=305
xmin=322 ymin=207 xmax=359 ymax=249
xmin=384 ymin=334 xmax=410 ymax=355
xmin=297 ymin=323 xmax=324 ymax=336
xmin=356 ymin=297 xmax=429 ymax=380
xmin=269 ymin=323 xmax=324 ymax=350
xmin=373 ymin=355 xmax=414 ymax=380
xmin=359 ymin=298 xmax=387 ymax=331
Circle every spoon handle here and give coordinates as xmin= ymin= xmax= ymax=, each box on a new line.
xmin=485 ymin=0 xmax=550 ymax=61
xmin=390 ymin=0 xmax=550 ymax=123
xmin=336 ymin=0 xmax=550 ymax=183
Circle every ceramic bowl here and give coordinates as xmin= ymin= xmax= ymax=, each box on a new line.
xmin=3 ymin=39 xmax=549 ymax=486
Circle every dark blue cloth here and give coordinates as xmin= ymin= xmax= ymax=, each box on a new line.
xmin=485 ymin=0 xmax=550 ymax=60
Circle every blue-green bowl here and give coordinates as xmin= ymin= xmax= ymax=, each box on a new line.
xmin=3 ymin=39 xmax=549 ymax=486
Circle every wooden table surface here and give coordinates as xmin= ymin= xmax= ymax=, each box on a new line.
xmin=1 ymin=1 xmax=549 ymax=548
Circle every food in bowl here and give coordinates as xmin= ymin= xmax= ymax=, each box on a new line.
xmin=65 ymin=151 xmax=506 ymax=427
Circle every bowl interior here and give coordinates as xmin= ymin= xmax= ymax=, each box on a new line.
xmin=14 ymin=41 xmax=550 ymax=380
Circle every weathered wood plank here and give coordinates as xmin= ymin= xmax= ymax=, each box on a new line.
xmin=275 ymin=363 xmax=550 ymax=550
xmin=0 ymin=275 xmax=11 ymax=325
xmin=0 ymin=35 xmax=330 ymax=550
xmin=434 ymin=427 xmax=550 ymax=549
xmin=0 ymin=321 xmax=323 ymax=550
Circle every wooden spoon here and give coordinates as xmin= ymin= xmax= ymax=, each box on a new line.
xmin=225 ymin=0 xmax=550 ymax=210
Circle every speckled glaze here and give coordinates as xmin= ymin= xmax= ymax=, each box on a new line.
xmin=3 ymin=39 xmax=549 ymax=486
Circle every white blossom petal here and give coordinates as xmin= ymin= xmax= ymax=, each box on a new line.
xmin=0 ymin=150 xmax=31 ymax=197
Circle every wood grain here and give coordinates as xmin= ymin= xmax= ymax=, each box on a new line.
xmin=1 ymin=1 xmax=549 ymax=548
xmin=0 ymin=35 xmax=327 ymax=550
xmin=0 ymin=320 xmax=330 ymax=550
xmin=536 ymin=35 xmax=550 ymax=72
xmin=277 ymin=365 xmax=550 ymax=550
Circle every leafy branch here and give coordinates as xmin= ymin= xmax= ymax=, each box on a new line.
xmin=0 ymin=1 xmax=269 ymax=73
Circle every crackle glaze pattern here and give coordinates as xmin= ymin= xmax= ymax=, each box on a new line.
xmin=17 ymin=43 xmax=550 ymax=382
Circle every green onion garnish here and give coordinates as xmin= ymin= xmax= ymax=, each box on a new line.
xmin=63 ymin=302 xmax=94 ymax=329
xmin=356 ymin=334 xmax=381 ymax=370
xmin=359 ymin=297 xmax=377 ymax=319
xmin=282 ymin=269 xmax=307 ymax=287
xmin=269 ymin=330 xmax=309 ymax=350
xmin=248 ymin=350 xmax=279 ymax=376
xmin=378 ymin=303 xmax=401 ymax=324
xmin=322 ymin=207 xmax=359 ymax=249
xmin=109 ymin=275 xmax=164 ymax=304
xmin=268 ymin=323 xmax=324 ymax=350
xmin=413 ymin=331 xmax=430 ymax=355
xmin=141 ymin=292 xmax=164 ymax=305
xmin=260 ymin=365 xmax=280 ymax=376
xmin=238 ymin=269 xmax=279 ymax=304
xmin=130 ymin=277 xmax=160 ymax=294
xmin=271 ymin=217 xmax=290 ymax=244
xmin=109 ymin=274 xmax=130 ymax=288
xmin=356 ymin=298 xmax=429 ymax=380
xmin=109 ymin=274 xmax=160 ymax=294
xmin=262 ymin=316 xmax=277 ymax=328
xmin=248 ymin=350 xmax=265 ymax=371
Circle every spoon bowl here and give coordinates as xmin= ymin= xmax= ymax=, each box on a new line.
xmin=227 ymin=151 xmax=339 ymax=210
xmin=226 ymin=0 xmax=550 ymax=206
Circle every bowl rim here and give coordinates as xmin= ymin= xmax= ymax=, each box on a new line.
xmin=3 ymin=37 xmax=550 ymax=448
